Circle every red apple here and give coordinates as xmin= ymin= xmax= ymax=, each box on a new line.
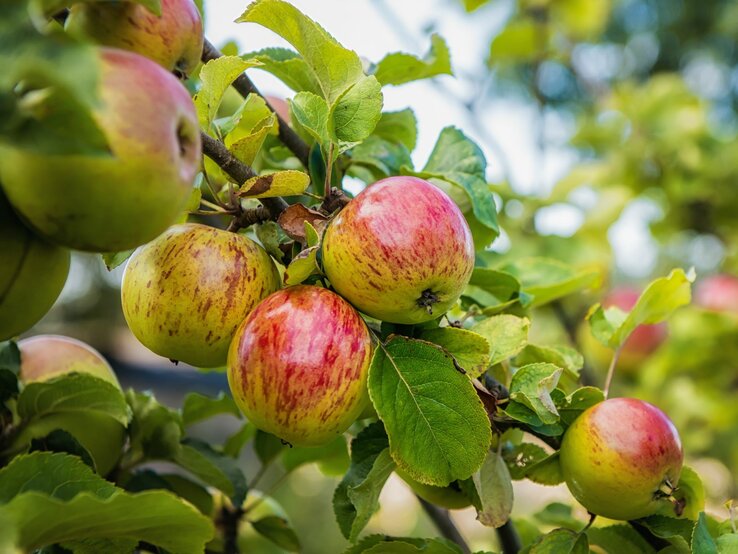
xmin=66 ymin=0 xmax=204 ymax=75
xmin=560 ymin=398 xmax=683 ymax=520
xmin=694 ymin=274 xmax=738 ymax=313
xmin=227 ymin=286 xmax=372 ymax=447
xmin=322 ymin=176 xmax=475 ymax=324
xmin=266 ymin=95 xmax=290 ymax=123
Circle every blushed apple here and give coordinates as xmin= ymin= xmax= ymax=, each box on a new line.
xmin=560 ymin=397 xmax=683 ymax=520
xmin=0 ymin=48 xmax=201 ymax=252
xmin=66 ymin=0 xmax=204 ymax=75
xmin=322 ymin=176 xmax=475 ymax=324
xmin=694 ymin=274 xmax=738 ymax=313
xmin=228 ymin=286 xmax=372 ymax=446
xmin=121 ymin=223 xmax=281 ymax=368
xmin=0 ymin=192 xmax=70 ymax=341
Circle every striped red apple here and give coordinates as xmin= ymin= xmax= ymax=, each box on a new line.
xmin=322 ymin=176 xmax=475 ymax=324
xmin=227 ymin=286 xmax=372 ymax=446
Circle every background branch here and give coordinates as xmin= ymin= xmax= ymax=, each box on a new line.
xmin=496 ymin=519 xmax=522 ymax=554
xmin=201 ymin=39 xmax=311 ymax=169
xmin=417 ymin=496 xmax=471 ymax=554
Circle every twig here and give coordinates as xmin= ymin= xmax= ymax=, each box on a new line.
xmin=200 ymin=131 xmax=288 ymax=219
xmin=417 ymin=496 xmax=471 ymax=554
xmin=496 ymin=519 xmax=522 ymax=554
xmin=226 ymin=206 xmax=273 ymax=232
xmin=220 ymin=504 xmax=244 ymax=554
xmin=201 ymin=39 xmax=310 ymax=168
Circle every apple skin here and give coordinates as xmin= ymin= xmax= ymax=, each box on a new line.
xmin=580 ymin=287 xmax=667 ymax=373
xmin=66 ymin=0 xmax=204 ymax=75
xmin=396 ymin=468 xmax=471 ymax=510
xmin=0 ymin=193 xmax=70 ymax=341
xmin=18 ymin=335 xmax=120 ymax=387
xmin=560 ymin=398 xmax=683 ymax=521
xmin=121 ymin=223 xmax=281 ymax=368
xmin=322 ymin=176 xmax=475 ymax=324
xmin=228 ymin=286 xmax=372 ymax=447
xmin=0 ymin=48 xmax=201 ymax=252
xmin=15 ymin=335 xmax=125 ymax=475
xmin=695 ymin=274 xmax=738 ymax=313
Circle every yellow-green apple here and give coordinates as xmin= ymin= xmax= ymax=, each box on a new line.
xmin=695 ymin=274 xmax=738 ymax=313
xmin=396 ymin=468 xmax=471 ymax=510
xmin=0 ymin=192 xmax=70 ymax=340
xmin=13 ymin=335 xmax=125 ymax=475
xmin=579 ymin=287 xmax=667 ymax=373
xmin=121 ymin=223 xmax=280 ymax=368
xmin=322 ymin=176 xmax=475 ymax=324
xmin=560 ymin=397 xmax=683 ymax=520
xmin=66 ymin=0 xmax=204 ymax=75
xmin=0 ymin=48 xmax=201 ymax=252
xmin=228 ymin=286 xmax=372 ymax=446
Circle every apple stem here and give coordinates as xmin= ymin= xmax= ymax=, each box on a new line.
xmin=582 ymin=512 xmax=597 ymax=531
xmin=602 ymin=346 xmax=622 ymax=399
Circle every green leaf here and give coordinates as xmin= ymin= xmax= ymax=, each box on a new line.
xmin=345 ymin=535 xmax=466 ymax=554
xmin=504 ymin=443 xmax=563 ymax=485
xmin=417 ymin=327 xmax=491 ymax=378
xmin=125 ymin=390 xmax=183 ymax=463
xmin=693 ymin=512 xmax=719 ymax=554
xmin=333 ymin=422 xmax=395 ymax=541
xmin=222 ymin=423 xmax=256 ymax=458
xmin=282 ymin=435 xmax=350 ymax=475
xmin=1 ymin=490 xmax=213 ymax=553
xmin=557 ymin=387 xmax=604 ymax=427
xmin=242 ymin=47 xmax=322 ymax=94
xmin=195 ymin=56 xmax=261 ymax=132
xmin=471 ymin=450 xmax=514 ymax=528
xmin=534 ymin=503 xmax=580 ymax=530
xmin=101 ymin=250 xmax=134 ymax=271
xmin=515 ymin=344 xmax=583 ymax=380
xmin=469 ymin=268 xmax=524 ymax=305
xmin=368 ymin=336 xmax=492 ymax=486
xmin=508 ymin=363 xmax=562 ymax=425
xmin=283 ymin=246 xmax=320 ymax=285
xmin=17 ymin=373 xmax=130 ymax=426
xmin=373 ymin=109 xmax=418 ymax=151
xmin=174 ymin=438 xmax=248 ymax=506
xmin=373 ymin=34 xmax=453 ymax=86
xmin=586 ymin=524 xmax=656 ymax=554
xmin=330 ymin=75 xmax=383 ymax=147
xmin=290 ymin=91 xmax=331 ymax=145
xmin=472 ymin=314 xmax=530 ymax=366
xmin=254 ymin=430 xmax=287 ymax=465
xmin=529 ymin=528 xmax=589 ymax=554
xmin=238 ymin=0 xmax=364 ymax=103
xmin=406 ymin=126 xmax=499 ymax=246
xmin=655 ymin=466 xmax=705 ymax=521
xmin=501 ymin=257 xmax=601 ymax=308
xmin=717 ymin=534 xmax=738 ymax=553
xmin=238 ymin=170 xmax=310 ymax=198
xmin=29 ymin=429 xmax=95 ymax=469
xmin=349 ymin=136 xmax=413 ymax=180
xmin=250 ymin=516 xmax=301 ymax=552
xmin=181 ymin=392 xmax=241 ymax=427
xmin=636 ymin=515 xmax=694 ymax=546
xmin=489 ymin=18 xmax=540 ymax=63
xmin=525 ymin=452 xmax=563 ymax=486
xmin=587 ymin=268 xmax=694 ymax=350
xmin=228 ymin=114 xmax=278 ymax=166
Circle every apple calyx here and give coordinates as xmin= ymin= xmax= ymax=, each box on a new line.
xmin=654 ymin=478 xmax=685 ymax=517
xmin=417 ymin=289 xmax=441 ymax=315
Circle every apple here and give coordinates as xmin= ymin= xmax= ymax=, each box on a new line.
xmin=266 ymin=95 xmax=290 ymax=123
xmin=0 ymin=192 xmax=70 ymax=341
xmin=66 ymin=0 xmax=204 ymax=76
xmin=0 ymin=48 xmax=201 ymax=253
xmin=396 ymin=468 xmax=471 ymax=510
xmin=13 ymin=335 xmax=125 ymax=475
xmin=580 ymin=286 xmax=667 ymax=373
xmin=559 ymin=397 xmax=683 ymax=520
xmin=121 ymin=223 xmax=281 ymax=368
xmin=228 ymin=286 xmax=372 ymax=446
xmin=695 ymin=274 xmax=738 ymax=313
xmin=322 ymin=176 xmax=475 ymax=324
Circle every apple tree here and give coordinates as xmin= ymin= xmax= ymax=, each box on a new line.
xmin=0 ymin=0 xmax=737 ymax=553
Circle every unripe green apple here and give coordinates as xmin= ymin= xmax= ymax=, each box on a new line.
xmin=121 ymin=223 xmax=281 ymax=368
xmin=66 ymin=0 xmax=204 ymax=75
xmin=15 ymin=335 xmax=125 ymax=475
xmin=396 ymin=468 xmax=471 ymax=510
xmin=0 ymin=48 xmax=201 ymax=252
xmin=560 ymin=398 xmax=683 ymax=520
xmin=228 ymin=286 xmax=372 ymax=446
xmin=0 ymin=193 xmax=70 ymax=340
xmin=322 ymin=176 xmax=475 ymax=324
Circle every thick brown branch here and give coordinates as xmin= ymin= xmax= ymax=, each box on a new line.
xmin=496 ymin=519 xmax=522 ymax=554
xmin=200 ymin=131 xmax=288 ymax=219
xmin=417 ymin=496 xmax=471 ymax=554
xmin=201 ymin=39 xmax=311 ymax=169
xmin=227 ymin=206 xmax=272 ymax=232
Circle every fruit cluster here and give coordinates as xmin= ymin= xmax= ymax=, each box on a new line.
xmin=0 ymin=0 xmax=713 ymax=530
